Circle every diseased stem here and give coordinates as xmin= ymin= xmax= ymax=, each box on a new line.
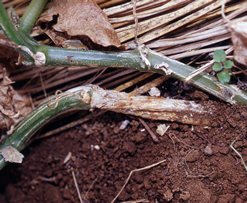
xmin=0 ymin=86 xmax=92 ymax=170
xmin=0 ymin=85 xmax=214 ymax=170
xmin=90 ymin=85 xmax=212 ymax=125
xmin=38 ymin=45 xmax=247 ymax=104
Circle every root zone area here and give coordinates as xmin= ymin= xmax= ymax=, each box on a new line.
xmin=0 ymin=98 xmax=247 ymax=203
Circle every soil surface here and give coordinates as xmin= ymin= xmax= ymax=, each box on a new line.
xmin=0 ymin=89 xmax=247 ymax=203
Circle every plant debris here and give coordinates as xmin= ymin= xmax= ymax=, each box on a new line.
xmin=0 ymin=146 xmax=24 ymax=163
xmin=228 ymin=17 xmax=247 ymax=66
xmin=38 ymin=0 xmax=121 ymax=48
xmin=0 ymin=69 xmax=32 ymax=133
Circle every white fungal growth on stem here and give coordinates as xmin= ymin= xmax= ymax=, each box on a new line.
xmin=153 ymin=62 xmax=172 ymax=75
xmin=18 ymin=45 xmax=46 ymax=66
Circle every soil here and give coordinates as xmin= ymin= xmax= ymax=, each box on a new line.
xmin=0 ymin=88 xmax=247 ymax=203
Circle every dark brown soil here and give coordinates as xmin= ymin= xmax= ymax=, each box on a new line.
xmin=0 ymin=92 xmax=247 ymax=203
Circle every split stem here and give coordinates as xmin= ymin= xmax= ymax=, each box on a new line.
xmin=0 ymin=85 xmax=213 ymax=170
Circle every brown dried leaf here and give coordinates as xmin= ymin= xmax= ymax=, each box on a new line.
xmin=0 ymin=69 xmax=32 ymax=133
xmin=43 ymin=29 xmax=68 ymax=47
xmin=38 ymin=0 xmax=121 ymax=48
xmin=2 ymin=68 xmax=15 ymax=86
xmin=229 ymin=17 xmax=247 ymax=66
xmin=0 ymin=31 xmax=19 ymax=67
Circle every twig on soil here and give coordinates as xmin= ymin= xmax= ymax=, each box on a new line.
xmin=138 ymin=118 xmax=159 ymax=143
xmin=184 ymin=169 xmax=214 ymax=178
xmin=38 ymin=176 xmax=57 ymax=184
xmin=111 ymin=159 xmax=166 ymax=203
xmin=183 ymin=149 xmax=194 ymax=173
xmin=84 ymin=177 xmax=99 ymax=201
xmin=63 ymin=151 xmax=72 ymax=164
xmin=230 ymin=139 xmax=247 ymax=171
xmin=168 ymin=133 xmax=177 ymax=152
xmin=28 ymin=92 xmax=35 ymax=110
xmin=183 ymin=149 xmax=214 ymax=178
xmin=119 ymin=199 xmax=149 ymax=203
xmin=168 ymin=133 xmax=196 ymax=149
xmin=72 ymin=171 xmax=83 ymax=203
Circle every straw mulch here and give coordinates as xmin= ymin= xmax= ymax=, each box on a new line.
xmin=1 ymin=0 xmax=247 ymax=135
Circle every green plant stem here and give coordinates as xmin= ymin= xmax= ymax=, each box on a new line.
xmin=19 ymin=0 xmax=48 ymax=35
xmin=0 ymin=1 xmax=36 ymax=61
xmin=38 ymin=45 xmax=247 ymax=105
xmin=0 ymin=2 xmax=21 ymax=45
xmin=0 ymin=84 xmax=214 ymax=170
xmin=0 ymin=87 xmax=92 ymax=170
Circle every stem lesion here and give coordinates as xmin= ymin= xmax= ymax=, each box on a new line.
xmin=0 ymin=84 xmax=214 ymax=170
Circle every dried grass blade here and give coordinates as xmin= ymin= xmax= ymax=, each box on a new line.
xmin=138 ymin=0 xmax=230 ymax=44
xmin=109 ymin=0 xmax=187 ymax=23
xmin=147 ymin=27 xmax=229 ymax=49
xmin=160 ymin=35 xmax=231 ymax=56
xmin=170 ymin=45 xmax=231 ymax=60
xmin=117 ymin=0 xmax=215 ymax=43
xmin=103 ymin=0 xmax=162 ymax=16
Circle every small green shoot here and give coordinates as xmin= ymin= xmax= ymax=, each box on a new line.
xmin=230 ymin=139 xmax=247 ymax=171
xmin=213 ymin=50 xmax=226 ymax=63
xmin=212 ymin=50 xmax=234 ymax=84
xmin=218 ymin=71 xmax=231 ymax=84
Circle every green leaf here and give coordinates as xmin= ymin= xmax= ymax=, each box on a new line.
xmin=213 ymin=50 xmax=226 ymax=62
xmin=212 ymin=63 xmax=223 ymax=71
xmin=224 ymin=60 xmax=234 ymax=69
xmin=218 ymin=71 xmax=231 ymax=84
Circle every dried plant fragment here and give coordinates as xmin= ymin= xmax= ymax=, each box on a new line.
xmin=0 ymin=68 xmax=32 ymax=133
xmin=0 ymin=146 xmax=24 ymax=163
xmin=38 ymin=0 xmax=121 ymax=48
xmin=228 ymin=17 xmax=247 ymax=66
xmin=156 ymin=124 xmax=169 ymax=136
xmin=0 ymin=31 xmax=19 ymax=67
xmin=148 ymin=87 xmax=160 ymax=97
xmin=89 ymin=85 xmax=213 ymax=126
xmin=119 ymin=120 xmax=130 ymax=130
